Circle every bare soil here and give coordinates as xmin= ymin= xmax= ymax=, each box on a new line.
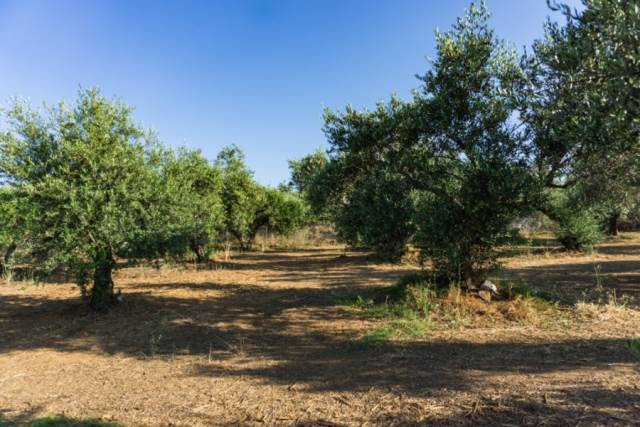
xmin=1 ymin=238 xmax=639 ymax=426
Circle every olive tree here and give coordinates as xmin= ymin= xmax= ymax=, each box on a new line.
xmin=217 ymin=145 xmax=306 ymax=250
xmin=288 ymin=150 xmax=328 ymax=195
xmin=216 ymin=145 xmax=263 ymax=250
xmin=317 ymin=2 xmax=536 ymax=282
xmin=161 ymin=148 xmax=224 ymax=262
xmin=520 ymin=0 xmax=640 ymax=245
xmin=0 ymin=89 xmax=164 ymax=310
xmin=409 ymin=2 xmax=538 ymax=283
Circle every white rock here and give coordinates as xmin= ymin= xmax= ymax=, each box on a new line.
xmin=480 ymin=280 xmax=498 ymax=294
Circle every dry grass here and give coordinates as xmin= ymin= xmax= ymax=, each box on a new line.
xmin=1 ymin=235 xmax=639 ymax=426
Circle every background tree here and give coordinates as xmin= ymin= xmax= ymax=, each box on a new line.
xmin=288 ymin=149 xmax=329 ymax=223
xmin=319 ymin=96 xmax=417 ymax=261
xmin=519 ymin=0 xmax=640 ymax=246
xmin=288 ymin=149 xmax=328 ymax=194
xmin=216 ymin=145 xmax=264 ymax=250
xmin=547 ymin=187 xmax=604 ymax=250
xmin=161 ymin=148 xmax=224 ymax=262
xmin=0 ymin=89 xmax=164 ymax=310
xmin=218 ymin=146 xmax=306 ymax=250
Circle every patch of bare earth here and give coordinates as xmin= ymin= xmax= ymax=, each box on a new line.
xmin=1 ymin=241 xmax=639 ymax=426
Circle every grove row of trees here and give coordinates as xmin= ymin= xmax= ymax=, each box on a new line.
xmin=291 ymin=0 xmax=640 ymax=285
xmin=1 ymin=0 xmax=638 ymax=309
xmin=0 ymin=91 xmax=306 ymax=310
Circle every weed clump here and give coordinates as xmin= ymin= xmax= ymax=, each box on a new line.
xmin=345 ymin=273 xmax=437 ymax=343
xmin=380 ymin=273 xmax=437 ymax=317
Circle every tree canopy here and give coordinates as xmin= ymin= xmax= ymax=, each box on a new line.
xmin=303 ymin=0 xmax=639 ymax=280
xmin=0 ymin=92 xmax=306 ymax=310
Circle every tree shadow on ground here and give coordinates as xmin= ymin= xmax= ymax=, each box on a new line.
xmin=502 ymin=259 xmax=640 ymax=305
xmin=597 ymin=243 xmax=640 ymax=256
xmin=1 ymin=285 xmax=637 ymax=382
xmin=2 ymin=249 xmax=639 ymax=425
xmin=217 ymin=250 xmax=384 ymax=273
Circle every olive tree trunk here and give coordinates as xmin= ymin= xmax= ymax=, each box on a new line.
xmin=89 ymin=249 xmax=115 ymax=311
xmin=607 ymin=212 xmax=619 ymax=236
xmin=0 ymin=242 xmax=17 ymax=278
xmin=190 ymin=241 xmax=207 ymax=263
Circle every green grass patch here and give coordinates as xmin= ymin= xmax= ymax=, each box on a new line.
xmin=629 ymin=339 xmax=640 ymax=358
xmin=389 ymin=310 xmax=429 ymax=338
xmin=341 ymin=273 xmax=436 ymax=344
xmin=348 ymin=327 xmax=392 ymax=351
xmin=362 ymin=327 xmax=393 ymax=344
xmin=334 ymin=293 xmax=375 ymax=308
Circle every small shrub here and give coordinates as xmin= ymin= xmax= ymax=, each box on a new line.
xmin=345 ymin=274 xmax=436 ymax=341
xmin=402 ymin=285 xmax=437 ymax=318
xmin=555 ymin=209 xmax=604 ymax=251
xmin=384 ymin=273 xmax=435 ymax=302
xmin=375 ymin=273 xmax=437 ymax=318
xmin=334 ymin=293 xmax=374 ymax=308
xmin=389 ymin=310 xmax=429 ymax=337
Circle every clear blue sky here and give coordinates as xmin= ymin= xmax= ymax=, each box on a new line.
xmin=0 ymin=0 xmax=581 ymax=185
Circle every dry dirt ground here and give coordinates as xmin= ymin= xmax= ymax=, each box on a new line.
xmin=1 ymin=237 xmax=639 ymax=426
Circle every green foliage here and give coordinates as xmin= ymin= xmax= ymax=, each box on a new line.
xmin=287 ymin=150 xmax=329 ymax=223
xmin=315 ymin=2 xmax=536 ymax=279
xmin=0 ymin=88 xmax=165 ymax=310
xmin=549 ymin=190 xmax=604 ymax=250
xmin=305 ymin=157 xmax=345 ymax=220
xmin=288 ymin=149 xmax=328 ymax=194
xmin=0 ymin=90 xmax=309 ymax=309
xmin=217 ymin=145 xmax=306 ymax=250
xmin=556 ymin=210 xmax=604 ymax=251
xmin=263 ymin=187 xmax=307 ymax=236
xmin=413 ymin=161 xmax=536 ymax=284
xmin=498 ymin=279 xmax=557 ymax=303
xmin=385 ymin=273 xmax=434 ymax=303
xmin=334 ymin=170 xmax=414 ymax=261
xmin=0 ymin=186 xmax=20 ymax=276
xmin=342 ymin=274 xmax=436 ymax=345
xmin=216 ymin=145 xmax=262 ymax=250
xmin=160 ymin=148 xmax=224 ymax=262
xmin=308 ymin=0 xmax=639 ymax=282
xmin=411 ymin=2 xmax=537 ymax=283
xmin=521 ymin=0 xmax=640 ymax=233
xmin=0 ymin=187 xmax=16 ymax=247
